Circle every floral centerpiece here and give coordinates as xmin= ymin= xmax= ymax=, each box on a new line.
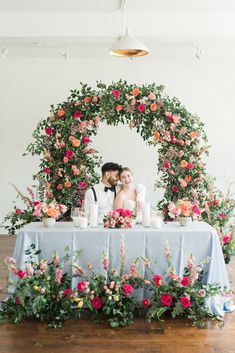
xmin=168 ymin=198 xmax=201 ymax=225
xmin=103 ymin=208 xmax=135 ymax=229
xmin=33 ymin=199 xmax=67 ymax=219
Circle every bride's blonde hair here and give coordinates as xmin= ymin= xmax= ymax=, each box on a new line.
xmin=119 ymin=167 xmax=133 ymax=176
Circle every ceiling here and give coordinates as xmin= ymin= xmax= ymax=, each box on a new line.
xmin=0 ymin=0 xmax=235 ymax=58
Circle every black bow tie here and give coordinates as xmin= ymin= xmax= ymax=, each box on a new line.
xmin=104 ymin=185 xmax=116 ymax=192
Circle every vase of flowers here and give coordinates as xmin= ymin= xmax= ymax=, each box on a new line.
xmin=33 ymin=200 xmax=67 ymax=227
xmin=103 ymin=208 xmax=135 ymax=229
xmin=168 ymin=198 xmax=201 ymax=226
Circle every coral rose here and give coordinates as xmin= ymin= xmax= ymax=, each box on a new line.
xmin=57 ymin=109 xmax=65 ymax=117
xmin=64 ymin=181 xmax=72 ymax=188
xmin=116 ymin=104 xmax=123 ymax=111
xmin=189 ymin=131 xmax=198 ymax=139
xmin=47 ymin=208 xmax=58 ymax=218
xmin=184 ymin=175 xmax=192 ymax=183
xmin=180 ymin=160 xmax=188 ymax=168
xmin=150 ymin=103 xmax=157 ymax=111
xmin=84 ymin=96 xmax=91 ymax=103
xmin=154 ymin=131 xmax=160 ymax=141
xmin=72 ymin=139 xmax=81 ymax=147
xmin=132 ymin=87 xmax=140 ymax=97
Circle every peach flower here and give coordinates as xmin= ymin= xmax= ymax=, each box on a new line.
xmin=63 ymin=157 xmax=69 ymax=163
xmin=79 ymin=121 xmax=87 ymax=129
xmin=180 ymin=160 xmax=188 ymax=168
xmin=84 ymin=96 xmax=91 ymax=103
xmin=184 ymin=175 xmax=192 ymax=183
xmin=132 ymin=87 xmax=140 ymax=97
xmin=72 ymin=139 xmax=81 ymax=147
xmin=180 ymin=180 xmax=187 ymax=188
xmin=150 ymin=103 xmax=157 ymax=111
xmin=189 ymin=131 xmax=198 ymax=139
xmin=154 ymin=131 xmax=160 ymax=141
xmin=116 ymin=105 xmax=123 ymax=111
xmin=57 ymin=109 xmax=65 ymax=118
xmin=64 ymin=181 xmax=72 ymax=188
xmin=95 ymin=117 xmax=101 ymax=124
xmin=47 ymin=208 xmax=58 ymax=218
xmin=149 ymin=93 xmax=156 ymax=100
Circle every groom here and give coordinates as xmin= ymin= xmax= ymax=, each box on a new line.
xmin=84 ymin=162 xmax=122 ymax=222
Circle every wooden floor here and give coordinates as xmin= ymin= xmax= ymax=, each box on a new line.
xmin=0 ymin=235 xmax=235 ymax=353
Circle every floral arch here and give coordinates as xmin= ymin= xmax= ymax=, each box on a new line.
xmin=6 ymin=80 xmax=235 ymax=262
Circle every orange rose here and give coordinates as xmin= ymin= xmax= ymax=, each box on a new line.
xmin=72 ymin=139 xmax=81 ymax=147
xmin=47 ymin=208 xmax=58 ymax=218
xmin=180 ymin=160 xmax=188 ymax=168
xmin=184 ymin=175 xmax=192 ymax=183
xmin=64 ymin=181 xmax=72 ymax=188
xmin=84 ymin=96 xmax=91 ymax=103
xmin=154 ymin=131 xmax=160 ymax=141
xmin=116 ymin=105 xmax=123 ymax=111
xmin=150 ymin=103 xmax=157 ymax=111
xmin=189 ymin=131 xmax=198 ymax=139
xmin=57 ymin=109 xmax=65 ymax=118
xmin=132 ymin=88 xmax=140 ymax=97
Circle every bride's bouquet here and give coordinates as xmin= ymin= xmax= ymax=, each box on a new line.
xmin=103 ymin=208 xmax=135 ymax=229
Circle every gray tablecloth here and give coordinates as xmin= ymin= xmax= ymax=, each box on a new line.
xmin=13 ymin=221 xmax=229 ymax=315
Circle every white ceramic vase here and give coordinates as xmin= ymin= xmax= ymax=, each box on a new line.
xmin=42 ymin=218 xmax=56 ymax=227
xmin=178 ymin=216 xmax=192 ymax=227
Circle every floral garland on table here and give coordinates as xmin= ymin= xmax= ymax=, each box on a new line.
xmin=103 ymin=208 xmax=135 ymax=229
xmin=3 ymin=80 xmax=235 ymax=262
xmin=0 ymin=241 xmax=223 ymax=329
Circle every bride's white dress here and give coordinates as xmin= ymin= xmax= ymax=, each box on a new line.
xmin=122 ymin=183 xmax=146 ymax=213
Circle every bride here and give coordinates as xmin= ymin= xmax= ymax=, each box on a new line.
xmin=114 ymin=167 xmax=145 ymax=213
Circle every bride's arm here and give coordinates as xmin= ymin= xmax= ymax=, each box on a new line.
xmin=114 ymin=191 xmax=124 ymax=209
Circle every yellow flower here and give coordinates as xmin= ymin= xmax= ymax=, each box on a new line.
xmin=34 ymin=286 xmax=39 ymax=291
xmin=78 ymin=301 xmax=84 ymax=308
xmin=113 ymin=295 xmax=119 ymax=302
xmin=74 ymin=297 xmax=81 ymax=302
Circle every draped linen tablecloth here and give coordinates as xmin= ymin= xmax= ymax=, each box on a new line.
xmin=13 ymin=221 xmax=229 ymax=315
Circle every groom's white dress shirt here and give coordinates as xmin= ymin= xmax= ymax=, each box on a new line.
xmin=84 ymin=182 xmax=121 ymax=222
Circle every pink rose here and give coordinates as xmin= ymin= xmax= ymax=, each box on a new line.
xmin=79 ymin=121 xmax=87 ymax=129
xmin=92 ymin=96 xmax=98 ymax=103
xmin=57 ymin=184 xmax=63 ymax=190
xmin=142 ymin=298 xmax=151 ymax=307
xmin=187 ymin=163 xmax=194 ymax=170
xmin=65 ymin=150 xmax=74 ymax=159
xmin=17 ymin=269 xmax=26 ymax=278
xmin=163 ymin=160 xmax=170 ymax=169
xmin=60 ymin=141 xmax=65 ymax=148
xmin=172 ymin=186 xmax=179 ymax=193
xmin=95 ymin=117 xmax=101 ymax=124
xmin=123 ymin=284 xmax=134 ymax=296
xmin=192 ymin=204 xmax=201 ymax=216
xmin=181 ymin=276 xmax=190 ymax=286
xmin=160 ymin=293 xmax=172 ymax=307
xmin=44 ymin=167 xmax=51 ymax=174
xmin=137 ymin=103 xmax=145 ymax=112
xmin=180 ymin=296 xmax=191 ymax=308
xmin=213 ymin=199 xmax=219 ymax=206
xmin=79 ymin=181 xmax=87 ymax=189
xmin=219 ymin=213 xmax=225 ymax=220
xmin=111 ymin=211 xmax=120 ymax=219
xmin=223 ymin=234 xmax=231 ymax=243
xmin=180 ymin=180 xmax=187 ymax=188
xmin=92 ymin=296 xmax=103 ymax=309
xmin=149 ymin=93 xmax=156 ymax=100
xmin=77 ymin=281 xmax=88 ymax=292
xmin=40 ymin=288 xmax=46 ymax=294
xmin=112 ymin=89 xmax=121 ymax=98
xmin=82 ymin=136 xmax=91 ymax=144
xmin=45 ymin=127 xmax=52 ymax=136
xmin=74 ymin=110 xmax=82 ymax=119
xmin=15 ymin=208 xmax=22 ymax=214
xmin=153 ymin=274 xmax=163 ymax=287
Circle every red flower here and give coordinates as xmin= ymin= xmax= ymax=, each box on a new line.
xmin=223 ymin=234 xmax=231 ymax=243
xmin=92 ymin=296 xmax=103 ymax=309
xmin=181 ymin=276 xmax=190 ymax=286
xmin=73 ymin=110 xmax=82 ymax=119
xmin=137 ymin=103 xmax=145 ymax=112
xmin=17 ymin=269 xmax=26 ymax=278
xmin=44 ymin=167 xmax=51 ymax=174
xmin=123 ymin=284 xmax=134 ymax=296
xmin=77 ymin=281 xmax=88 ymax=292
xmin=186 ymin=162 xmax=194 ymax=170
xmin=180 ymin=296 xmax=191 ymax=308
xmin=82 ymin=136 xmax=91 ymax=144
xmin=15 ymin=296 xmax=20 ymax=305
xmin=65 ymin=150 xmax=74 ymax=159
xmin=112 ymin=89 xmax=121 ymax=98
xmin=142 ymin=298 xmax=151 ymax=307
xmin=34 ymin=201 xmax=40 ymax=206
xmin=213 ymin=199 xmax=219 ymax=206
xmin=160 ymin=293 xmax=172 ymax=307
xmin=219 ymin=213 xmax=225 ymax=220
xmin=192 ymin=204 xmax=201 ymax=216
xmin=45 ymin=127 xmax=52 ymax=136
xmin=172 ymin=186 xmax=179 ymax=193
xmin=153 ymin=274 xmax=163 ymax=287
xmin=163 ymin=160 xmax=170 ymax=169
xmin=79 ymin=181 xmax=87 ymax=189
xmin=15 ymin=208 xmax=22 ymax=214
xmin=64 ymin=288 xmax=73 ymax=296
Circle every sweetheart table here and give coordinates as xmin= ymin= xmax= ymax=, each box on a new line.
xmin=12 ymin=221 xmax=229 ymax=315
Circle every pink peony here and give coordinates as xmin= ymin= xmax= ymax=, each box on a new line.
xmin=45 ymin=127 xmax=52 ymax=136
xmin=137 ymin=103 xmax=145 ymax=112
xmin=79 ymin=181 xmax=87 ymax=189
xmin=123 ymin=283 xmax=134 ymax=296
xmin=142 ymin=298 xmax=151 ymax=307
xmin=223 ymin=234 xmax=231 ymax=243
xmin=186 ymin=163 xmax=194 ymax=170
xmin=73 ymin=110 xmax=82 ymax=119
xmin=82 ymin=136 xmax=91 ymax=144
xmin=160 ymin=293 xmax=172 ymax=307
xmin=112 ymin=89 xmax=121 ymax=98
xmin=77 ymin=281 xmax=88 ymax=292
xmin=181 ymin=276 xmax=190 ymax=286
xmin=219 ymin=213 xmax=225 ymax=220
xmin=180 ymin=296 xmax=191 ymax=308
xmin=92 ymin=296 xmax=103 ymax=309
xmin=65 ymin=150 xmax=74 ymax=159
xmin=153 ymin=274 xmax=163 ymax=287
xmin=63 ymin=157 xmax=69 ymax=163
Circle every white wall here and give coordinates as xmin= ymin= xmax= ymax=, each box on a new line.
xmin=1 ymin=47 xmax=235 ymax=232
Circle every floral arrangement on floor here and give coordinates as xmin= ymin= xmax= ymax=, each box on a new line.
xmin=3 ymin=80 xmax=235 ymax=263
xmin=103 ymin=209 xmax=135 ymax=229
xmin=168 ymin=198 xmax=201 ymax=219
xmin=0 ymin=240 xmax=223 ymax=329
